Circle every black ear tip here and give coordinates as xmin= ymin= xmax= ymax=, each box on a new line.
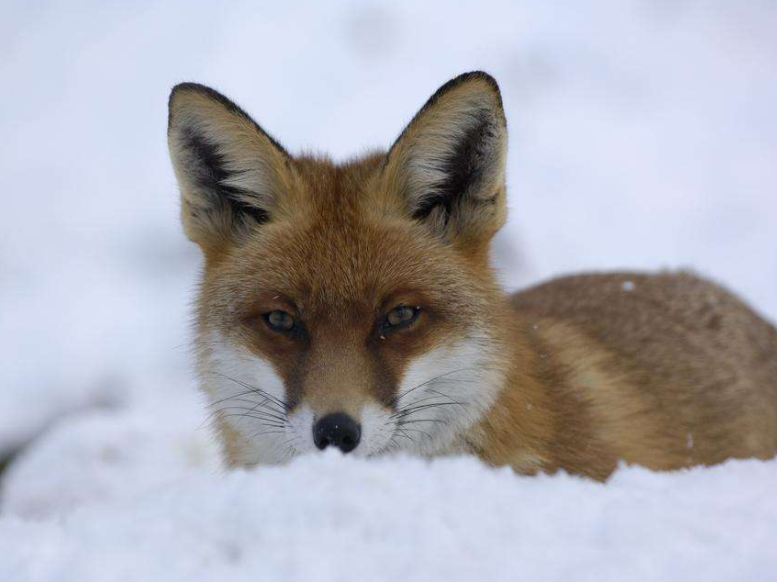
xmin=168 ymin=82 xmax=222 ymax=111
xmin=170 ymin=81 xmax=205 ymax=95
xmin=167 ymin=83 xmax=244 ymax=135
xmin=167 ymin=82 xmax=258 ymax=125
xmin=442 ymin=71 xmax=501 ymax=96
xmin=166 ymin=82 xmax=292 ymax=159
xmin=168 ymin=82 xmax=209 ymax=130
xmin=423 ymin=71 xmax=503 ymax=114
xmin=453 ymin=71 xmax=500 ymax=92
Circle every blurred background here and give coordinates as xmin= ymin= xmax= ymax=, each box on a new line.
xmin=1 ymin=1 xmax=776 ymax=500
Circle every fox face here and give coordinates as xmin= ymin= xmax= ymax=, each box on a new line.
xmin=168 ymin=73 xmax=512 ymax=465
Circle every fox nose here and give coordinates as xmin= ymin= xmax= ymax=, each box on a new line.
xmin=313 ymin=413 xmax=361 ymax=453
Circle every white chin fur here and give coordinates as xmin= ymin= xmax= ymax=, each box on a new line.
xmin=201 ymin=332 xmax=501 ymax=464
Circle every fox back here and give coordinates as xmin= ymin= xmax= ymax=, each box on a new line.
xmin=168 ymin=72 xmax=777 ymax=479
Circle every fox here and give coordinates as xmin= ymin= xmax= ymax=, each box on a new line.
xmin=167 ymin=71 xmax=777 ymax=481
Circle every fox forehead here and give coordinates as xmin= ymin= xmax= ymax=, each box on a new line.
xmin=199 ymin=157 xmax=485 ymax=319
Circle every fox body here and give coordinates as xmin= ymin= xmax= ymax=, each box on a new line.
xmin=168 ymin=72 xmax=777 ymax=480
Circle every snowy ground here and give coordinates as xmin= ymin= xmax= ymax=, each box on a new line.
xmin=1 ymin=1 xmax=776 ymax=580
xmin=3 ymin=452 xmax=777 ymax=582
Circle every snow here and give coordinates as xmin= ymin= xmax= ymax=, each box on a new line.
xmin=2 ymin=448 xmax=777 ymax=581
xmin=1 ymin=1 xmax=777 ymax=580
xmin=1 ymin=395 xmax=220 ymax=520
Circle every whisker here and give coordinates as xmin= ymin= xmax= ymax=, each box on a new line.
xmin=395 ymin=427 xmax=418 ymax=445
xmin=214 ymin=406 xmax=289 ymax=425
xmin=207 ymin=388 xmax=271 ymax=408
xmin=395 ymin=388 xmax=473 ymax=409
xmin=207 ymin=372 xmax=290 ymax=411
xmin=210 ymin=397 xmax=290 ymax=427
xmin=397 ymin=426 xmax=433 ymax=441
xmin=212 ymin=396 xmax=287 ymax=419
xmin=391 ymin=367 xmax=478 ymax=406
xmin=218 ymin=413 xmax=287 ymax=429
xmin=424 ymin=388 xmax=467 ymax=409
xmin=397 ymin=418 xmax=447 ymax=425
xmin=391 ymin=401 xmax=463 ymax=420
xmin=206 ymin=388 xmax=287 ymax=416
xmin=221 ymin=399 xmax=288 ymax=420
xmin=247 ymin=429 xmax=287 ymax=439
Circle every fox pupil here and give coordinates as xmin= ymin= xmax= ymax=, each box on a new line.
xmin=265 ymin=310 xmax=294 ymax=331
xmin=386 ymin=306 xmax=418 ymax=328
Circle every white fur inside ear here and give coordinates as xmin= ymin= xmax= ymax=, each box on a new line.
xmin=388 ymin=83 xmax=507 ymax=222
xmin=389 ymin=334 xmax=503 ymax=456
xmin=407 ymin=101 xmax=499 ymax=200
xmin=168 ymin=88 xmax=291 ymax=245
xmin=200 ymin=331 xmax=294 ymax=465
xmin=170 ymin=111 xmax=277 ymax=208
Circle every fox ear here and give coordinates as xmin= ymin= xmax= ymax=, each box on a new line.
xmin=382 ymin=72 xmax=508 ymax=247
xmin=167 ymin=83 xmax=290 ymax=252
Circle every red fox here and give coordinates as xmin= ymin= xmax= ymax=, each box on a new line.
xmin=168 ymin=72 xmax=777 ymax=480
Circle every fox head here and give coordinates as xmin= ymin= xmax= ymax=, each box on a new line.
xmin=168 ymin=72 xmax=513 ymax=465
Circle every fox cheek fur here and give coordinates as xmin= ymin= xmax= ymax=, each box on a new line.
xmin=168 ymin=73 xmax=777 ymax=479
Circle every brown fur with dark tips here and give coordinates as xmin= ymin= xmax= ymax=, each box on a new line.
xmin=495 ymin=272 xmax=777 ymax=478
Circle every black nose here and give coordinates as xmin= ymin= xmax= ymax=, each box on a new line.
xmin=313 ymin=413 xmax=361 ymax=453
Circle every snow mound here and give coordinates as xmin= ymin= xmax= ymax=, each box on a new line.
xmin=1 ymin=403 xmax=220 ymax=519
xmin=2 ymin=448 xmax=775 ymax=582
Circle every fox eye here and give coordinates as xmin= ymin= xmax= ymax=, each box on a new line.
xmin=264 ymin=310 xmax=295 ymax=332
xmin=384 ymin=305 xmax=420 ymax=330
